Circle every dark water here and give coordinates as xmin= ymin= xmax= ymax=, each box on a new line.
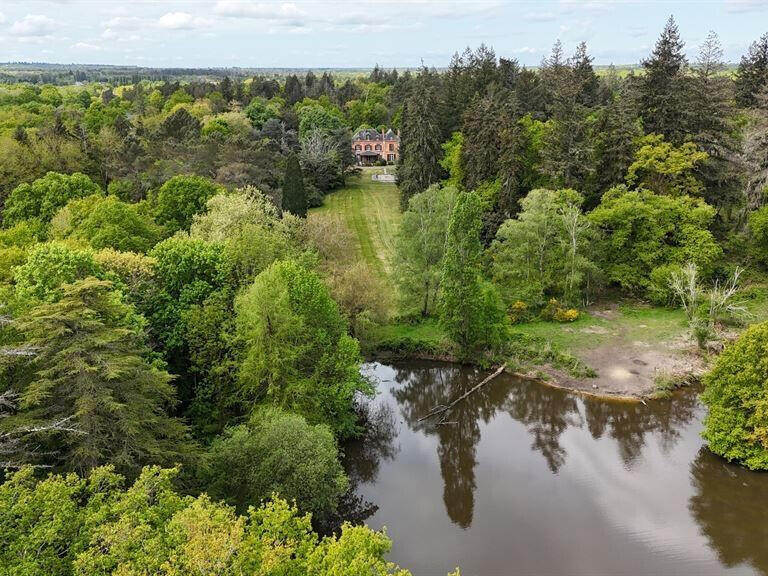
xmin=343 ymin=361 xmax=768 ymax=576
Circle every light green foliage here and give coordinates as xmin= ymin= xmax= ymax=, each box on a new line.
xmin=491 ymin=188 xmax=596 ymax=307
xmin=3 ymin=171 xmax=102 ymax=227
xmin=235 ymin=259 xmax=370 ymax=437
xmin=297 ymin=103 xmax=345 ymax=139
xmin=439 ymin=191 xmax=509 ymax=356
xmin=244 ymin=97 xmax=281 ymax=129
xmin=626 ymin=134 xmax=708 ymax=196
xmin=13 ymin=242 xmax=103 ymax=304
xmin=51 ymin=195 xmax=162 ymax=253
xmin=163 ymin=88 xmax=194 ymax=113
xmin=190 ymin=187 xmax=300 ymax=286
xmin=748 ymin=204 xmax=768 ymax=266
xmin=0 ymin=220 xmax=46 ymax=282
xmin=153 ymin=174 xmax=224 ymax=233
xmin=394 ymin=184 xmax=458 ymax=316
xmin=589 ymin=186 xmax=721 ymax=294
xmin=702 ymin=321 xmax=768 ymax=470
xmin=205 ymin=407 xmax=348 ymax=520
xmin=440 ymin=131 xmax=464 ymax=186
xmin=5 ymin=278 xmax=191 ymax=474
xmin=0 ymin=465 xmax=411 ymax=576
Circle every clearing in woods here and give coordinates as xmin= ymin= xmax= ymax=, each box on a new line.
xmin=311 ymin=167 xmax=401 ymax=277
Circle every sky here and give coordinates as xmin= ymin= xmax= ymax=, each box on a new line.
xmin=0 ymin=0 xmax=767 ymax=69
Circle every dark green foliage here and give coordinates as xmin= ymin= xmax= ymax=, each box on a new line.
xmin=3 ymin=278 xmax=192 ymax=475
xmin=638 ymin=16 xmax=691 ymax=144
xmin=153 ymin=174 xmax=223 ymax=233
xmin=735 ymin=32 xmax=768 ymax=107
xmin=204 ymin=407 xmax=348 ymax=520
xmin=701 ymin=321 xmax=768 ymax=470
xmin=282 ymin=154 xmax=307 ymax=217
xmin=398 ymin=70 xmax=445 ymax=209
xmin=236 ymin=260 xmax=371 ymax=438
xmin=3 ymin=172 xmax=102 ymax=227
xmin=160 ymin=106 xmax=201 ymax=140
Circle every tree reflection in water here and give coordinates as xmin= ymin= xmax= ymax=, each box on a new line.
xmin=689 ymin=448 xmax=768 ymax=575
xmin=390 ymin=361 xmax=698 ymax=528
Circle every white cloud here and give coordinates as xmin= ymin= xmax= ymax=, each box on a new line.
xmin=10 ymin=14 xmax=56 ymax=37
xmin=511 ymin=46 xmax=539 ymax=54
xmin=157 ymin=12 xmax=210 ymax=30
xmin=72 ymin=42 xmax=101 ymax=51
xmin=725 ymin=0 xmax=768 ymax=12
xmin=214 ymin=1 xmax=305 ymax=20
xmin=525 ymin=11 xmax=556 ymax=22
xmin=104 ymin=16 xmax=143 ymax=30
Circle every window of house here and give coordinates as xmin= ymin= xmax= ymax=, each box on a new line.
xmin=365 ymin=145 xmax=372 ymax=151
xmin=375 ymin=144 xmax=382 ymax=151
xmin=389 ymin=144 xmax=394 ymax=151
xmin=355 ymin=145 xmax=362 ymax=151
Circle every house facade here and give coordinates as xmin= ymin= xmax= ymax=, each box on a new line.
xmin=352 ymin=128 xmax=399 ymax=165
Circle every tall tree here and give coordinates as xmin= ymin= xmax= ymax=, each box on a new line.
xmin=439 ymin=191 xmax=508 ymax=356
xmin=284 ymin=74 xmax=304 ymax=105
xmin=3 ymin=278 xmax=191 ymax=475
xmin=398 ymin=70 xmax=445 ymax=209
xmin=689 ymin=31 xmax=741 ymax=214
xmin=639 ymin=16 xmax=690 ymax=144
xmin=735 ymin=32 xmax=768 ymax=107
xmin=282 ymin=154 xmax=307 ymax=217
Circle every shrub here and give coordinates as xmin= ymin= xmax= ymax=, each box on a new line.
xmin=553 ymin=308 xmax=580 ymax=322
xmin=701 ymin=321 xmax=768 ymax=470
xmin=508 ymin=300 xmax=529 ymax=324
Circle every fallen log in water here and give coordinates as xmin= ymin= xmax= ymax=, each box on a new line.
xmin=418 ymin=363 xmax=507 ymax=423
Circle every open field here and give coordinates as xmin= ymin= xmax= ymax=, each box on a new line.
xmin=311 ymin=167 xmax=401 ymax=276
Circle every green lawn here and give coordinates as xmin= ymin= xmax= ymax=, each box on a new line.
xmin=312 ymin=168 xmax=401 ymax=277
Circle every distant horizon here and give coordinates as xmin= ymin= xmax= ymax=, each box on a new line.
xmin=0 ymin=1 xmax=766 ymax=68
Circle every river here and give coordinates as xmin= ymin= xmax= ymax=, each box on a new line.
xmin=343 ymin=360 xmax=768 ymax=576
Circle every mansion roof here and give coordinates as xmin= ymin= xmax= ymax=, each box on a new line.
xmin=353 ymin=128 xmax=399 ymax=142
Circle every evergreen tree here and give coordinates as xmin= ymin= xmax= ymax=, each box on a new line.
xmin=592 ymin=83 xmax=641 ymax=207
xmin=571 ymin=41 xmax=600 ymax=107
xmin=284 ymin=74 xmax=304 ymax=105
xmin=439 ymin=191 xmax=508 ymax=356
xmin=735 ymin=32 xmax=768 ymax=107
xmin=398 ymin=70 xmax=445 ymax=208
xmin=540 ymin=43 xmax=596 ymax=191
xmin=639 ymin=16 xmax=690 ymax=144
xmin=282 ymin=154 xmax=307 ymax=217
xmin=5 ymin=278 xmax=191 ymax=475
xmin=689 ymin=31 xmax=741 ymax=214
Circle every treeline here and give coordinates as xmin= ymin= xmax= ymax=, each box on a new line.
xmin=392 ymin=18 xmax=768 ymax=471
xmin=396 ymin=19 xmax=768 ymax=311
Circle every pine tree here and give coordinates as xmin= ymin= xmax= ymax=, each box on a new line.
xmin=735 ymin=33 xmax=768 ymax=107
xmin=689 ymin=31 xmax=741 ymax=213
xmin=282 ymin=154 xmax=307 ymax=217
xmin=592 ymin=83 xmax=641 ymax=207
xmin=398 ymin=70 xmax=445 ymax=209
xmin=5 ymin=278 xmax=191 ymax=475
xmin=284 ymin=74 xmax=304 ymax=105
xmin=639 ymin=16 xmax=691 ymax=144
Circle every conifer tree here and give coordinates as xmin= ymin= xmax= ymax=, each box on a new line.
xmin=398 ymin=70 xmax=445 ymax=208
xmin=689 ymin=31 xmax=741 ymax=212
xmin=735 ymin=32 xmax=768 ymax=107
xmin=282 ymin=154 xmax=307 ymax=217
xmin=5 ymin=278 xmax=191 ymax=475
xmin=639 ymin=16 xmax=690 ymax=144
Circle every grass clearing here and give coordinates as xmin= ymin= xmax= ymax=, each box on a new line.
xmin=312 ymin=168 xmax=401 ymax=278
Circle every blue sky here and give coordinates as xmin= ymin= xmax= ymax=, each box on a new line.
xmin=0 ymin=1 xmax=767 ymax=68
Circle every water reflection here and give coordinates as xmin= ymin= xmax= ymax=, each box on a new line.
xmin=389 ymin=361 xmax=697 ymax=528
xmin=345 ymin=361 xmax=768 ymax=574
xmin=689 ymin=449 xmax=768 ymax=574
